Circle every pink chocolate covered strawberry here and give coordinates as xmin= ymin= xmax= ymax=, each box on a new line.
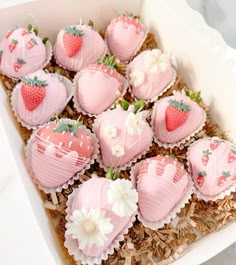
xmin=188 ymin=137 xmax=236 ymax=200
xmin=27 ymin=119 xmax=96 ymax=190
xmin=106 ymin=13 xmax=146 ymax=62
xmin=74 ymin=56 xmax=127 ymax=115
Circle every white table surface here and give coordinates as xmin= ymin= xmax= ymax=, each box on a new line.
xmin=1 ymin=0 xmax=236 ymax=264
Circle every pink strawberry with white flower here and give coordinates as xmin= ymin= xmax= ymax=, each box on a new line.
xmin=188 ymin=137 xmax=236 ymax=199
xmin=29 ymin=120 xmax=95 ymax=189
xmin=106 ymin=13 xmax=146 ymax=62
xmin=74 ymin=56 xmax=126 ymax=115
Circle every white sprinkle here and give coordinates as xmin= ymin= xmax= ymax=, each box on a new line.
xmin=71 ymin=132 xmax=74 ymax=136
xmin=40 ymin=133 xmax=44 ymax=137
xmin=46 ymin=125 xmax=50 ymax=129
xmin=68 ymin=141 xmax=73 ymax=148
xmin=81 ymin=134 xmax=84 ymax=139
xmin=80 ymin=142 xmax=83 ymax=147
xmin=46 ymin=136 xmax=50 ymax=141
xmin=87 ymin=145 xmax=90 ymax=150
xmin=104 ymin=68 xmax=107 ymax=73
xmin=59 ymin=142 xmax=63 ymax=147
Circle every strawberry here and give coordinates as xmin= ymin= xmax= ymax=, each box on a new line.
xmin=228 ymin=149 xmax=236 ymax=163
xmin=5 ymin=29 xmax=14 ymax=39
xmin=196 ymin=171 xmax=206 ymax=187
xmin=217 ymin=171 xmax=231 ymax=186
xmin=21 ymin=29 xmax=30 ymax=36
xmin=63 ymin=26 xmax=84 ymax=57
xmin=9 ymin=39 xmax=18 ymax=52
xmin=165 ymin=99 xmax=191 ymax=131
xmin=210 ymin=139 xmax=220 ymax=150
xmin=0 ymin=50 xmax=3 ymax=65
xmin=14 ymin=58 xmax=26 ymax=72
xmin=27 ymin=38 xmax=38 ymax=49
xmin=36 ymin=122 xmax=93 ymax=165
xmin=21 ymin=76 xmax=47 ymax=111
xmin=202 ymin=149 xmax=212 ymax=166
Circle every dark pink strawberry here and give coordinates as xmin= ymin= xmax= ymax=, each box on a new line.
xmin=210 ymin=139 xmax=220 ymax=150
xmin=27 ymin=38 xmax=38 ymax=49
xmin=9 ymin=39 xmax=18 ymax=52
xmin=14 ymin=58 xmax=26 ymax=72
xmin=5 ymin=29 xmax=14 ymax=39
xmin=217 ymin=171 xmax=231 ymax=186
xmin=197 ymin=171 xmax=207 ymax=187
xmin=202 ymin=149 xmax=212 ymax=166
xmin=228 ymin=149 xmax=236 ymax=163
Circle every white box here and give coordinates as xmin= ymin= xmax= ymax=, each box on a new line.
xmin=1 ymin=1 xmax=236 ymax=264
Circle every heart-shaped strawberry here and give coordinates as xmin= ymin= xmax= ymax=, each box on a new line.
xmin=74 ymin=56 xmax=126 ymax=115
xmin=132 ymin=156 xmax=191 ymax=228
xmin=152 ymin=91 xmax=206 ymax=146
xmin=28 ymin=120 xmax=94 ymax=189
xmin=0 ymin=26 xmax=50 ymax=79
xmin=65 ymin=177 xmax=137 ymax=264
xmin=94 ymin=108 xmax=153 ymax=169
xmin=188 ymin=137 xmax=236 ymax=199
xmin=106 ymin=13 xmax=146 ymax=62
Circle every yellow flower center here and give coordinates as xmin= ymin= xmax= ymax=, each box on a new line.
xmin=83 ymin=220 xmax=96 ymax=233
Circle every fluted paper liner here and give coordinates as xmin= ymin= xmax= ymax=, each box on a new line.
xmin=11 ymin=72 xmax=74 ymax=130
xmin=130 ymin=158 xmax=194 ymax=230
xmin=64 ymin=183 xmax=137 ymax=265
xmin=25 ymin=118 xmax=99 ymax=194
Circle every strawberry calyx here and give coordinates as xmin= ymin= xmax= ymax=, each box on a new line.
xmin=105 ymin=168 xmax=120 ymax=181
xmin=43 ymin=37 xmax=49 ymax=44
xmin=231 ymin=149 xmax=236 ymax=155
xmin=64 ymin=26 xmax=84 ymax=37
xmin=114 ymin=99 xmax=145 ymax=113
xmin=0 ymin=50 xmax=3 ymax=56
xmin=198 ymin=171 xmax=207 ymax=177
xmin=22 ymin=76 xmax=48 ymax=87
xmin=12 ymin=39 xmax=18 ymax=44
xmin=88 ymin=20 xmax=94 ymax=28
xmin=120 ymin=12 xmax=135 ymax=19
xmin=17 ymin=58 xmax=26 ymax=64
xmin=168 ymin=99 xmax=191 ymax=112
xmin=184 ymin=88 xmax=202 ymax=104
xmin=222 ymin=171 xmax=231 ymax=178
xmin=202 ymin=149 xmax=212 ymax=156
xmin=53 ymin=119 xmax=83 ymax=137
xmin=97 ymin=55 xmax=119 ymax=71
xmin=28 ymin=24 xmax=39 ymax=35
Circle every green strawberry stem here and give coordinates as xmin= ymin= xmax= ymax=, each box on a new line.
xmin=27 ymin=24 xmax=39 ymax=35
xmin=203 ymin=149 xmax=212 ymax=155
xmin=22 ymin=76 xmax=48 ymax=87
xmin=199 ymin=171 xmax=207 ymax=177
xmin=53 ymin=117 xmax=83 ymax=137
xmin=134 ymin=100 xmax=145 ymax=113
xmin=12 ymin=39 xmax=18 ymax=44
xmin=168 ymin=99 xmax=191 ymax=112
xmin=184 ymin=87 xmax=202 ymax=104
xmin=121 ymin=99 xmax=129 ymax=111
xmin=105 ymin=168 xmax=120 ymax=180
xmin=88 ymin=20 xmax=94 ymax=28
xmin=43 ymin=37 xmax=49 ymax=44
xmin=222 ymin=171 xmax=231 ymax=177
xmin=97 ymin=55 xmax=119 ymax=71
xmin=17 ymin=58 xmax=26 ymax=64
xmin=64 ymin=26 xmax=84 ymax=36
xmin=231 ymin=149 xmax=236 ymax=155
xmin=122 ymin=12 xmax=134 ymax=18
xmin=0 ymin=50 xmax=3 ymax=56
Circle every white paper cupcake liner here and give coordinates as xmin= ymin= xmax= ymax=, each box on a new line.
xmin=73 ymin=69 xmax=129 ymax=117
xmin=130 ymin=157 xmax=194 ymax=230
xmin=25 ymin=118 xmax=99 ymax=194
xmin=151 ymin=89 xmax=207 ymax=150
xmin=0 ymin=40 xmax=53 ymax=81
xmin=64 ymin=185 xmax=137 ymax=265
xmin=11 ymin=71 xmax=74 ymax=130
xmin=127 ymin=68 xmax=177 ymax=103
xmin=186 ymin=138 xmax=236 ymax=202
xmin=93 ymin=109 xmax=154 ymax=171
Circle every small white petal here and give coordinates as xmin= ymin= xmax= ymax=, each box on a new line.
xmin=144 ymin=49 xmax=169 ymax=73
xmin=129 ymin=70 xmax=145 ymax=87
xmin=111 ymin=145 xmax=125 ymax=157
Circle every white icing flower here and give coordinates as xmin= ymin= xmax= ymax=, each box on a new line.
xmin=66 ymin=208 xmax=113 ymax=250
xmin=104 ymin=126 xmax=117 ymax=139
xmin=125 ymin=112 xmax=146 ymax=136
xmin=107 ymin=179 xmax=138 ymax=217
xmin=111 ymin=145 xmax=125 ymax=157
xmin=144 ymin=49 xmax=169 ymax=73
xmin=129 ymin=70 xmax=145 ymax=87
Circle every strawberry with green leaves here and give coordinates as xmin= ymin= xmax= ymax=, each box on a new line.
xmin=202 ymin=149 xmax=212 ymax=166
xmin=228 ymin=149 xmax=236 ymax=163
xmin=63 ymin=26 xmax=84 ymax=57
xmin=21 ymin=76 xmax=47 ymax=111
xmin=217 ymin=171 xmax=231 ymax=186
xmin=165 ymin=99 xmax=191 ymax=131
xmin=14 ymin=58 xmax=26 ymax=72
xmin=5 ymin=29 xmax=14 ymax=39
xmin=0 ymin=50 xmax=3 ymax=65
xmin=9 ymin=39 xmax=18 ymax=52
xmin=27 ymin=38 xmax=38 ymax=49
xmin=197 ymin=171 xmax=206 ymax=187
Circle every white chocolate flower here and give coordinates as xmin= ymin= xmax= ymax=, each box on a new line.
xmin=111 ymin=145 xmax=125 ymax=157
xmin=66 ymin=208 xmax=113 ymax=250
xmin=107 ymin=179 xmax=138 ymax=217
xmin=125 ymin=112 xmax=146 ymax=136
xmin=144 ymin=49 xmax=169 ymax=73
xmin=129 ymin=70 xmax=145 ymax=87
xmin=104 ymin=126 xmax=117 ymax=139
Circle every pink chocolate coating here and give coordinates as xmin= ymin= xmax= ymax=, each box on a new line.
xmin=188 ymin=138 xmax=236 ymax=196
xmin=153 ymin=92 xmax=206 ymax=144
xmin=69 ymin=177 xmax=132 ymax=257
xmin=54 ymin=25 xmax=106 ymax=72
xmin=16 ymin=70 xmax=67 ymax=126
xmin=137 ymin=156 xmax=189 ymax=222
xmin=127 ymin=50 xmax=174 ymax=100
xmin=0 ymin=27 xmax=47 ymax=78
xmin=75 ymin=64 xmax=122 ymax=114
xmin=94 ymin=109 xmax=153 ymax=168
xmin=106 ymin=16 xmax=146 ymax=62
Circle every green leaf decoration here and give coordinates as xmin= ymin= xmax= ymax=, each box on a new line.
xmin=113 ymin=170 xmax=119 ymax=181
xmin=121 ymin=99 xmax=129 ymax=111
xmin=199 ymin=171 xmax=207 ymax=177
xmin=22 ymin=76 xmax=48 ymax=87
xmin=168 ymin=99 xmax=191 ymax=112
xmin=53 ymin=119 xmax=83 ymax=137
xmin=184 ymin=88 xmax=202 ymax=104
xmin=222 ymin=171 xmax=231 ymax=177
xmin=17 ymin=58 xmax=26 ymax=64
xmin=105 ymin=168 xmax=120 ymax=180
xmin=0 ymin=50 xmax=3 ymax=56
xmin=64 ymin=26 xmax=84 ymax=36
xmin=203 ymin=149 xmax=212 ymax=155
xmin=27 ymin=24 xmax=33 ymax=31
xmin=105 ymin=168 xmax=113 ymax=180
xmin=97 ymin=55 xmax=119 ymax=71
xmin=134 ymin=100 xmax=145 ymax=113
xmin=43 ymin=37 xmax=49 ymax=44
xmin=88 ymin=20 xmax=94 ymax=28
